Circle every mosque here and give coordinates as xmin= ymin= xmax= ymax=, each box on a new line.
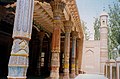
xmin=0 ymin=0 xmax=83 ymax=79
xmin=82 ymin=12 xmax=108 ymax=74
xmin=0 ymin=0 xmax=119 ymax=79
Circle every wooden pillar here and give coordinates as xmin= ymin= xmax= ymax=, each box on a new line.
xmin=7 ymin=0 xmax=34 ymax=79
xmin=75 ymin=39 xmax=80 ymax=75
xmin=50 ymin=1 xmax=65 ymax=79
xmin=116 ymin=57 xmax=120 ymax=79
xmin=70 ymin=31 xmax=78 ymax=78
xmin=105 ymin=62 xmax=108 ymax=77
xmin=36 ymin=31 xmax=45 ymax=75
xmin=109 ymin=59 xmax=116 ymax=79
xmin=116 ymin=63 xmax=119 ymax=79
xmin=110 ymin=63 xmax=112 ymax=79
xmin=63 ymin=20 xmax=73 ymax=79
xmin=77 ymin=37 xmax=84 ymax=73
xmin=75 ymin=60 xmax=78 ymax=75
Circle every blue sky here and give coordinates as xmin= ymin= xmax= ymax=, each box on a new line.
xmin=76 ymin=0 xmax=118 ymax=40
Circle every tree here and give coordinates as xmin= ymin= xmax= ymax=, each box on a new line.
xmin=108 ymin=2 xmax=120 ymax=59
xmin=93 ymin=18 xmax=100 ymax=40
xmin=82 ymin=21 xmax=90 ymax=40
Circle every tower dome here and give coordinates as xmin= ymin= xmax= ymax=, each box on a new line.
xmin=100 ymin=11 xmax=108 ymax=17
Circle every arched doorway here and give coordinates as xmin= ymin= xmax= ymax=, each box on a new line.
xmin=84 ymin=50 xmax=95 ymax=74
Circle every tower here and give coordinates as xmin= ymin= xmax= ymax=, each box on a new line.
xmin=100 ymin=11 xmax=108 ymax=74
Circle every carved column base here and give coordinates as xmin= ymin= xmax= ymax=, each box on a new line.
xmin=63 ymin=63 xmax=69 ymax=79
xmin=50 ymin=52 xmax=60 ymax=79
xmin=75 ymin=61 xmax=79 ymax=75
xmin=63 ymin=72 xmax=69 ymax=79
xmin=50 ymin=70 xmax=59 ymax=79
xmin=70 ymin=58 xmax=76 ymax=78
xmin=8 ymin=56 xmax=28 ymax=79
xmin=75 ymin=67 xmax=79 ymax=75
xmin=8 ymin=39 xmax=29 ymax=79
xmin=50 ymin=66 xmax=59 ymax=79
xmin=8 ymin=76 xmax=26 ymax=79
xmin=70 ymin=70 xmax=76 ymax=78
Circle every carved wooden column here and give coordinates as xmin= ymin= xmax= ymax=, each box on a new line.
xmin=7 ymin=0 xmax=34 ymax=79
xmin=63 ymin=20 xmax=73 ymax=79
xmin=75 ymin=60 xmax=78 ymax=75
xmin=75 ymin=39 xmax=80 ymax=75
xmin=36 ymin=31 xmax=45 ymax=75
xmin=50 ymin=1 xmax=65 ymax=79
xmin=70 ymin=31 xmax=78 ymax=78
xmin=78 ymin=38 xmax=83 ymax=74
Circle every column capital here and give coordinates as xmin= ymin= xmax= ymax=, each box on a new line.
xmin=64 ymin=20 xmax=73 ymax=33
xmin=76 ymin=38 xmax=81 ymax=41
xmin=72 ymin=31 xmax=78 ymax=38
xmin=38 ymin=31 xmax=45 ymax=39
xmin=50 ymin=1 xmax=66 ymax=20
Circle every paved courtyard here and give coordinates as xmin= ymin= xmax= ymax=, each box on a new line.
xmin=75 ymin=74 xmax=108 ymax=79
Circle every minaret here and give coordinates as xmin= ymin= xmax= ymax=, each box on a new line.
xmin=100 ymin=11 xmax=108 ymax=74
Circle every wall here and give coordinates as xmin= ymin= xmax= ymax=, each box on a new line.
xmin=81 ymin=40 xmax=100 ymax=74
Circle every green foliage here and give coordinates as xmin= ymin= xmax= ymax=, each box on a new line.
xmin=93 ymin=18 xmax=100 ymax=40
xmin=82 ymin=21 xmax=90 ymax=40
xmin=108 ymin=2 xmax=120 ymax=59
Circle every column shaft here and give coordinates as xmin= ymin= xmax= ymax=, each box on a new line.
xmin=110 ymin=64 xmax=112 ymax=79
xmin=63 ymin=21 xmax=73 ymax=79
xmin=105 ymin=64 xmax=108 ymax=77
xmin=50 ymin=20 xmax=61 ymax=79
xmin=50 ymin=1 xmax=65 ymax=79
xmin=70 ymin=31 xmax=78 ymax=78
xmin=75 ymin=39 xmax=80 ymax=75
xmin=64 ymin=33 xmax=70 ymax=79
xmin=117 ymin=63 xmax=119 ymax=79
xmin=8 ymin=0 xmax=34 ymax=79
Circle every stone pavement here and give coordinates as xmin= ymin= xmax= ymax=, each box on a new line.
xmin=75 ymin=74 xmax=108 ymax=79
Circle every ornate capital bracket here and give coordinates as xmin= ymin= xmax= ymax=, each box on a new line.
xmin=38 ymin=31 xmax=45 ymax=39
xmin=64 ymin=20 xmax=73 ymax=33
xmin=72 ymin=31 xmax=78 ymax=38
xmin=50 ymin=1 xmax=66 ymax=19
xmin=76 ymin=38 xmax=81 ymax=41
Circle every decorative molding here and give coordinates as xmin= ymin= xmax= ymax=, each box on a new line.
xmin=64 ymin=20 xmax=73 ymax=33
xmin=50 ymin=1 xmax=66 ymax=20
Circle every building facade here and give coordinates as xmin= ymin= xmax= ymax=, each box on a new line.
xmin=82 ymin=12 xmax=108 ymax=75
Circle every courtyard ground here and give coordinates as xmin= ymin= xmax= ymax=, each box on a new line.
xmin=75 ymin=74 xmax=108 ymax=79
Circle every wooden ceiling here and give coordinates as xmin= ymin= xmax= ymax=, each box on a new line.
xmin=0 ymin=0 xmax=84 ymax=39
xmin=34 ymin=0 xmax=84 ymax=39
xmin=34 ymin=1 xmax=53 ymax=33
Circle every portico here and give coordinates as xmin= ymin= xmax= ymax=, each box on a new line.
xmin=3 ymin=0 xmax=84 ymax=79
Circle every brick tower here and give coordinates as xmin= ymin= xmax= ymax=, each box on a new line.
xmin=100 ymin=11 xmax=108 ymax=75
